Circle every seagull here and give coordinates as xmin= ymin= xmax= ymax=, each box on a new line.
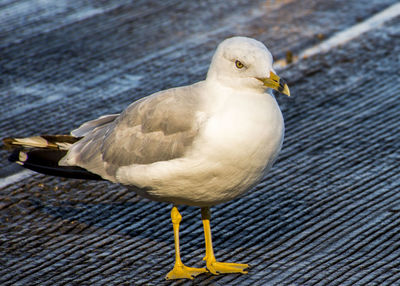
xmin=3 ymin=36 xmax=290 ymax=279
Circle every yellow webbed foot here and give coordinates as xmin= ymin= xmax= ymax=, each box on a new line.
xmin=206 ymin=259 xmax=250 ymax=275
xmin=166 ymin=264 xmax=208 ymax=280
xmin=200 ymin=207 xmax=250 ymax=276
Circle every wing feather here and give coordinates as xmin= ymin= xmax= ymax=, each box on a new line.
xmin=61 ymin=83 xmax=205 ymax=180
xmin=71 ymin=114 xmax=119 ymax=137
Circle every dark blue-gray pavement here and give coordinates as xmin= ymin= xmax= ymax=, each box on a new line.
xmin=0 ymin=0 xmax=399 ymax=285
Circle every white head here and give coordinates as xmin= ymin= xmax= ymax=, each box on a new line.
xmin=206 ymin=36 xmax=290 ymax=95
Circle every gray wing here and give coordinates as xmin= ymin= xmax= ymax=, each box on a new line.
xmin=61 ymin=83 xmax=205 ymax=181
xmin=71 ymin=114 xmax=120 ymax=137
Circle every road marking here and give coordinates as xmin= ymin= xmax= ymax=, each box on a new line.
xmin=301 ymin=2 xmax=400 ymax=58
xmin=0 ymin=169 xmax=34 ymax=189
xmin=274 ymin=2 xmax=400 ymax=69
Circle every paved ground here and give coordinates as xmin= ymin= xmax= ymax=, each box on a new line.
xmin=0 ymin=0 xmax=399 ymax=285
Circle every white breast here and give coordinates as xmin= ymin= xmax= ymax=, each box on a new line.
xmin=192 ymin=90 xmax=284 ymax=194
xmin=117 ymin=89 xmax=284 ymax=207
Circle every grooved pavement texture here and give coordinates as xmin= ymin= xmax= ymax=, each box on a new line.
xmin=0 ymin=1 xmax=399 ymax=285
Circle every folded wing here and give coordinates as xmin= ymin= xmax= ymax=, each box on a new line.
xmin=61 ymin=84 xmax=205 ymax=182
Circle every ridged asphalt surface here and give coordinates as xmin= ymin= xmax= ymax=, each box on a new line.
xmin=0 ymin=0 xmax=399 ymax=285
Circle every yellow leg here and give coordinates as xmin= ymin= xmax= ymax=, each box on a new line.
xmin=166 ymin=206 xmax=207 ymax=280
xmin=201 ymin=207 xmax=250 ymax=275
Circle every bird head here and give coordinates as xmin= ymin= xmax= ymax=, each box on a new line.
xmin=206 ymin=36 xmax=290 ymax=96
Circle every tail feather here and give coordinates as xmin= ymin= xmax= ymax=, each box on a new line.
xmin=3 ymin=135 xmax=104 ymax=181
xmin=3 ymin=135 xmax=80 ymax=150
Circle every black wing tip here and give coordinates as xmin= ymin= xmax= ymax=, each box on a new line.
xmin=23 ymin=162 xmax=104 ymax=180
xmin=4 ymin=134 xmax=103 ymax=181
xmin=7 ymin=148 xmax=104 ymax=181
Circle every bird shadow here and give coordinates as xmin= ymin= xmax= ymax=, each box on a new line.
xmin=28 ymin=185 xmax=311 ymax=251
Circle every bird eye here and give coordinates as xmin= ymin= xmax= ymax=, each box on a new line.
xmin=235 ymin=60 xmax=244 ymax=69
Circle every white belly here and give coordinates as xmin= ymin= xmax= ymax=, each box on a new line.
xmin=118 ymin=92 xmax=284 ymax=207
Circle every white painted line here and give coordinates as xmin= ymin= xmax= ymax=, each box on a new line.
xmin=0 ymin=169 xmax=35 ymax=189
xmin=274 ymin=2 xmax=400 ymax=69
xmin=301 ymin=2 xmax=400 ymax=59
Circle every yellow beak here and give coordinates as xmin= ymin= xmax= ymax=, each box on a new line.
xmin=257 ymin=71 xmax=291 ymax=96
